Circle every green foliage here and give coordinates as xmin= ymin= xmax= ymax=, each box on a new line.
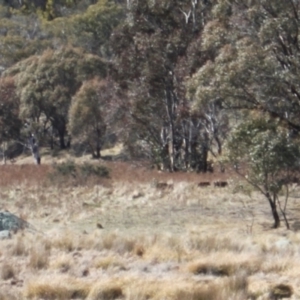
xmin=53 ymin=160 xmax=76 ymax=177
xmin=5 ymin=46 xmax=107 ymax=149
xmin=79 ymin=162 xmax=109 ymax=178
xmin=111 ymin=0 xmax=217 ymax=170
xmin=45 ymin=0 xmax=124 ymax=56
xmin=69 ymin=78 xmax=113 ymax=158
xmin=0 ymin=77 xmax=22 ymax=143
xmin=227 ymin=117 xmax=300 ymax=228
xmin=49 ymin=160 xmax=110 ymax=185
xmin=0 ymin=8 xmax=51 ymax=68
xmin=228 ymin=118 xmax=300 ymax=187
xmin=185 ymin=1 xmax=300 ymax=223
xmin=189 ymin=1 xmax=300 ymax=134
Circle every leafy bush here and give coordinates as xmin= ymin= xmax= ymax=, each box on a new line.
xmin=49 ymin=160 xmax=109 ymax=185
xmin=79 ymin=163 xmax=109 ymax=179
xmin=54 ymin=160 xmax=77 ymax=177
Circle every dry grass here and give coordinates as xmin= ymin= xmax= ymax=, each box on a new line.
xmin=187 ymin=252 xmax=261 ymax=276
xmin=93 ymin=256 xmax=125 ymax=270
xmin=1 ymin=261 xmax=15 ymax=280
xmin=0 ymin=164 xmax=51 ymax=187
xmin=1 ymin=158 xmax=300 ymax=299
xmin=28 ymin=242 xmax=50 ymax=270
xmin=24 ymin=275 xmax=91 ymax=299
xmin=9 ymin=234 xmax=28 ymax=256
xmin=87 ymin=281 xmax=123 ymax=300
xmin=50 ymin=253 xmax=74 ymax=273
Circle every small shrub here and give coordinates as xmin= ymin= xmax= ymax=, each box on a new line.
xmin=79 ymin=163 xmax=109 ymax=179
xmin=52 ymin=160 xmax=77 ymax=178
xmin=49 ymin=161 xmax=109 ymax=185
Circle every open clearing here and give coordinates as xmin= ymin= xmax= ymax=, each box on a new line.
xmin=0 ymin=157 xmax=300 ymax=299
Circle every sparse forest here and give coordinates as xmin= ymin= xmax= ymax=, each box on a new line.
xmin=2 ymin=1 xmax=300 ymax=299
xmin=0 ymin=0 xmax=299 ymax=170
xmin=1 ymin=0 xmax=300 ymax=228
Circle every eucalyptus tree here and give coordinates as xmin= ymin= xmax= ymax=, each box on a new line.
xmin=69 ymin=79 xmax=111 ymax=158
xmin=227 ymin=117 xmax=300 ymax=229
xmin=111 ymin=0 xmax=221 ymax=171
xmin=188 ymin=0 xmax=300 ymax=134
xmin=45 ymin=0 xmax=124 ymax=56
xmin=4 ymin=46 xmax=107 ymax=149
xmin=188 ymin=0 xmax=300 ymax=227
xmin=0 ymin=5 xmax=51 ymax=69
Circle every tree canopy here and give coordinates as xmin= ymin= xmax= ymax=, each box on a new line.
xmin=5 ymin=46 xmax=107 ymax=149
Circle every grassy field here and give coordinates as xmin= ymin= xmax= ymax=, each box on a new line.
xmin=0 ymin=155 xmax=299 ymax=299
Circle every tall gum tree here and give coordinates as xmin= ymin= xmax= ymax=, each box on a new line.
xmin=111 ymin=0 xmax=224 ymax=171
xmin=188 ymin=0 xmax=300 ymax=227
xmin=188 ymin=0 xmax=300 ymax=133
xmin=68 ymin=78 xmax=121 ymax=158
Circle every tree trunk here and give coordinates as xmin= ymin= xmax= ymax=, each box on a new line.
xmin=267 ymin=193 xmax=280 ymax=228
xmin=277 ymin=192 xmax=290 ymax=230
xmin=187 ymin=119 xmax=193 ymax=170
xmin=168 ymin=126 xmax=174 ymax=172
xmin=28 ymin=135 xmax=41 ymax=165
xmin=201 ymin=132 xmax=209 ymax=173
xmin=59 ymin=132 xmax=66 ymax=149
xmin=95 ymin=144 xmax=101 ymax=159
xmin=281 ymin=209 xmax=290 ymax=230
xmin=55 ymin=120 xmax=66 ymax=149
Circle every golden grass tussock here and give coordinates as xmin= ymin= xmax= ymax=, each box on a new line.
xmin=185 ymin=232 xmax=250 ymax=253
xmin=51 ymin=231 xmax=77 ymax=252
xmin=260 ymin=254 xmax=291 ymax=274
xmin=143 ymin=243 xmax=186 ymax=263
xmin=93 ymin=255 xmax=125 ymax=270
xmin=153 ymin=281 xmax=220 ymax=300
xmin=24 ymin=275 xmax=91 ymax=300
xmin=140 ymin=234 xmax=187 ymax=263
xmin=187 ymin=252 xmax=261 ymax=276
xmin=124 ymin=279 xmax=164 ymax=300
xmin=125 ymin=276 xmax=248 ymax=300
xmin=94 ymin=232 xmax=137 ymax=254
xmin=50 ymin=253 xmax=74 ymax=273
xmin=87 ymin=281 xmax=123 ymax=300
xmin=28 ymin=244 xmax=50 ymax=270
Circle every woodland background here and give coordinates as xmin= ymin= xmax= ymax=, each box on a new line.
xmin=0 ymin=2 xmax=300 ymax=298
xmin=0 ymin=0 xmax=300 ymax=174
